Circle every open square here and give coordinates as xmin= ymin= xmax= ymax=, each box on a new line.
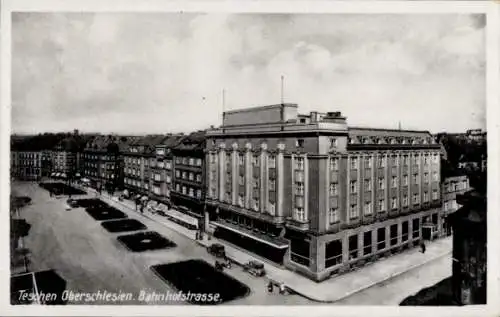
xmin=101 ymin=219 xmax=147 ymax=233
xmin=117 ymin=231 xmax=176 ymax=252
xmin=85 ymin=206 xmax=127 ymax=221
xmin=39 ymin=182 xmax=86 ymax=196
xmin=151 ymin=259 xmax=251 ymax=305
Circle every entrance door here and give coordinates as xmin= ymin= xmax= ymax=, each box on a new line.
xmin=422 ymin=226 xmax=432 ymax=240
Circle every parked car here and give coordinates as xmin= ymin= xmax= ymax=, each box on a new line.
xmin=243 ymin=260 xmax=266 ymax=277
xmin=207 ymin=243 xmax=226 ymax=258
xmin=66 ymin=199 xmax=78 ymax=208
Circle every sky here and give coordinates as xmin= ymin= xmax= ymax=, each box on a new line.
xmin=12 ymin=13 xmax=486 ymax=135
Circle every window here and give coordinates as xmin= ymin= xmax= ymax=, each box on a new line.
xmin=363 ymin=232 xmax=372 ymax=255
xmin=196 ymin=158 xmax=202 ymax=166
xmin=431 ymin=171 xmax=438 ymax=182
xmin=294 ymin=207 xmax=305 ymax=221
xmin=325 ymin=240 xmax=342 ymax=268
xmin=377 ymin=228 xmax=386 ymax=250
xmin=238 ymin=176 xmax=244 ymax=186
xmin=403 ymin=195 xmax=409 ymax=207
xmin=402 ymin=221 xmax=409 ymax=242
xmin=253 ymin=198 xmax=260 ymax=211
xmin=295 ymin=183 xmax=304 ymax=195
xmin=329 ymin=183 xmax=338 ymax=196
xmin=350 ymin=180 xmax=357 ymax=193
xmin=268 ymin=202 xmax=276 ymax=215
xmin=329 ymin=207 xmax=338 ymax=223
xmin=423 ymin=192 xmax=429 ymax=202
xmin=349 ymin=204 xmax=358 ymax=219
xmin=412 ymin=218 xmax=420 ymax=239
xmin=182 ymin=172 xmax=187 ymax=179
xmin=413 ymin=193 xmax=419 ymax=205
xmin=196 ymin=174 xmax=202 ymax=182
xmin=252 ymin=177 xmax=259 ymax=189
xmin=413 ymin=155 xmax=419 ymax=166
xmin=391 ymin=197 xmax=398 ymax=210
xmin=391 ymin=176 xmax=397 ymax=188
xmin=166 ymin=175 xmax=171 ymax=184
xmin=364 ymin=179 xmax=372 ymax=191
xmin=296 ymin=139 xmax=304 ymax=148
xmin=403 ymin=175 xmax=409 ymax=186
xmin=412 ymin=174 xmax=419 ymax=184
xmin=364 ymin=201 xmax=372 ymax=215
xmin=295 ymin=157 xmax=304 ymax=170
xmin=378 ymin=199 xmax=385 ymax=212
xmin=269 ymin=179 xmax=276 ymax=191
xmin=424 ymin=172 xmax=429 ymax=183
xmin=290 ymin=238 xmax=311 ymax=267
xmin=329 ymin=157 xmax=339 ymax=171
xmin=378 ymin=178 xmax=385 ymax=190
xmin=349 ymin=235 xmax=358 ymax=260
xmin=182 ymin=186 xmax=187 ymax=195
xmin=189 ymin=188 xmax=194 ymax=197
xmin=238 ymin=154 xmax=244 ymax=165
xmin=378 ymin=156 xmax=386 ymax=168
xmin=268 ymin=155 xmax=276 ymax=168
xmin=252 ymin=155 xmax=259 ymax=166
xmin=238 ymin=194 xmax=244 ymax=207
xmin=390 ymin=224 xmax=398 ymax=246
xmin=175 ymin=170 xmax=180 ymax=178
xmin=364 ymin=156 xmax=372 ymax=168
xmin=330 ymin=137 xmax=338 ymax=148
xmin=391 ymin=156 xmax=398 ymax=166
xmin=189 ymin=158 xmax=195 ymax=166
xmin=424 ymin=155 xmax=429 ymax=165
xmin=432 ymin=190 xmax=438 ymax=200
xmin=350 ymin=157 xmax=358 ymax=170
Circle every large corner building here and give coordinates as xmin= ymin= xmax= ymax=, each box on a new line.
xmin=205 ymin=104 xmax=444 ymax=281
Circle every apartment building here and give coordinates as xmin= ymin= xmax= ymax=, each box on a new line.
xmin=442 ymin=176 xmax=469 ymax=213
xmin=171 ymin=131 xmax=206 ymax=229
xmin=82 ymin=136 xmax=126 ymax=192
xmin=150 ymin=134 xmax=184 ymax=204
xmin=205 ymin=104 xmax=443 ymax=281
xmin=122 ymin=135 xmax=166 ymax=197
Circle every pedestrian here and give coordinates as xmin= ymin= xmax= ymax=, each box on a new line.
xmin=267 ymin=281 xmax=274 ymax=293
xmin=420 ymin=241 xmax=426 ymax=253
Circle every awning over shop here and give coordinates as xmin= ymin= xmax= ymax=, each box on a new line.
xmin=147 ymin=200 xmax=158 ymax=210
xmin=60 ymin=173 xmax=67 ymax=179
xmin=167 ymin=208 xmax=198 ymax=227
xmin=75 ymin=173 xmax=81 ymax=178
xmin=212 ymin=221 xmax=289 ymax=249
xmin=50 ymin=172 xmax=56 ymax=177
xmin=155 ymin=203 xmax=168 ymax=212
xmin=55 ymin=173 xmax=61 ymax=178
xmin=81 ymin=178 xmax=90 ymax=183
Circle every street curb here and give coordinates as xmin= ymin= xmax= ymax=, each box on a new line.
xmin=286 ymin=249 xmax=452 ymax=303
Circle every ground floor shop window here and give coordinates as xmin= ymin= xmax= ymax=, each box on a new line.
xmin=412 ymin=218 xmax=420 ymax=239
xmin=402 ymin=221 xmax=409 ymax=242
xmin=325 ymin=239 xmax=342 ymax=268
xmin=377 ymin=227 xmax=386 ymax=251
xmin=290 ymin=238 xmax=310 ymax=267
xmin=363 ymin=231 xmax=372 ymax=256
xmin=349 ymin=235 xmax=359 ymax=260
xmin=390 ymin=224 xmax=398 ymax=246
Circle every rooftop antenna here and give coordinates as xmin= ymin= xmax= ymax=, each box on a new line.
xmin=280 ymin=75 xmax=284 ymax=104
xmin=398 ymin=121 xmax=402 ymax=131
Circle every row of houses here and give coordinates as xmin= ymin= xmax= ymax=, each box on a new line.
xmin=10 ymin=103 xmax=474 ymax=281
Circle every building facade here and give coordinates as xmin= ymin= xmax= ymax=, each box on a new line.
xmin=82 ymin=136 xmax=124 ymax=192
xmin=205 ymin=104 xmax=444 ymax=281
xmin=450 ymin=189 xmax=486 ymax=305
xmin=170 ymin=131 xmax=206 ymax=229
xmin=441 ymin=175 xmax=470 ymax=236
xmin=12 ymin=151 xmax=42 ymax=180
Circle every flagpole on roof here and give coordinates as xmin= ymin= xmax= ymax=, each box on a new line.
xmin=281 ymin=75 xmax=284 ymax=104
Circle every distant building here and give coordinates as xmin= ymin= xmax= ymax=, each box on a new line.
xmin=465 ymin=129 xmax=486 ymax=142
xmin=170 ymin=131 xmax=206 ymax=230
xmin=82 ymin=136 xmax=125 ymax=191
xmin=122 ymin=135 xmax=168 ymax=198
xmin=441 ymin=175 xmax=470 ymax=236
xmin=206 ymin=104 xmax=444 ymax=281
xmin=449 ymin=189 xmax=486 ymax=305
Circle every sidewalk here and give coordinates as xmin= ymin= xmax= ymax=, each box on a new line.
xmin=82 ymin=185 xmax=452 ymax=303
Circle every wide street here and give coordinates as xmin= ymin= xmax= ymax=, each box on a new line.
xmin=12 ymin=180 xmax=453 ymax=306
xmin=12 ymin=181 xmax=311 ymax=305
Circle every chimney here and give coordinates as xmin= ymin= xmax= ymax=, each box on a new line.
xmin=310 ymin=111 xmax=319 ymax=122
